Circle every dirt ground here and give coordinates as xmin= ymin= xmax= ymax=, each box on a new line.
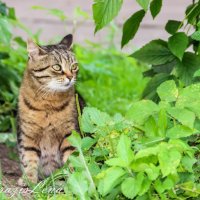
xmin=0 ymin=144 xmax=30 ymax=199
xmin=0 ymin=144 xmax=21 ymax=185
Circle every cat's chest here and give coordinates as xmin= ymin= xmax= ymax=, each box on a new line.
xmin=30 ymin=109 xmax=73 ymax=128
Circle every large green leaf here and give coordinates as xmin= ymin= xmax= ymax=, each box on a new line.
xmin=126 ymin=100 xmax=158 ymax=125
xmin=81 ymin=107 xmax=111 ymax=133
xmin=176 ymin=83 xmax=200 ymax=118
xmin=136 ymin=0 xmax=150 ymax=11
xmin=67 ymin=172 xmax=89 ymax=200
xmin=166 ymin=125 xmax=194 ymax=139
xmin=167 ymin=108 xmax=195 ymax=129
xmin=93 ymin=0 xmax=123 ymax=32
xmin=117 ymin=134 xmax=134 ymax=165
xmin=150 ymin=0 xmax=162 ymax=18
xmin=165 ymin=20 xmax=182 ymax=35
xmin=176 ymin=52 xmax=200 ymax=85
xmin=121 ymin=10 xmax=145 ymax=47
xmin=157 ymin=80 xmax=178 ymax=102
xmin=98 ymin=167 xmax=126 ymax=196
xmin=121 ymin=173 xmax=144 ymax=199
xmin=158 ymin=144 xmax=182 ymax=177
xmin=131 ymin=40 xmax=175 ymax=65
xmin=168 ymin=32 xmax=189 ymax=60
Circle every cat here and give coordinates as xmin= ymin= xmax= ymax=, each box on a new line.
xmin=17 ymin=34 xmax=79 ymax=186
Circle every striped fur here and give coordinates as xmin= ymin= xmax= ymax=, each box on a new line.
xmin=17 ymin=34 xmax=79 ymax=186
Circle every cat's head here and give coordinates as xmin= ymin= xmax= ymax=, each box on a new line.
xmin=27 ymin=34 xmax=79 ymax=92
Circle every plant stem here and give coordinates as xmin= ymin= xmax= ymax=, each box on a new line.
xmin=79 ymin=150 xmax=100 ymax=200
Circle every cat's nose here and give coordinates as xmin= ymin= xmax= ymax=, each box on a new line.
xmin=64 ymin=71 xmax=73 ymax=80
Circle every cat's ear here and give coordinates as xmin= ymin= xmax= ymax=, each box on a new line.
xmin=59 ymin=34 xmax=73 ymax=49
xmin=27 ymin=39 xmax=46 ymax=58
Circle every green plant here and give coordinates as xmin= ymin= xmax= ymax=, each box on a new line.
xmin=56 ymin=80 xmax=200 ymax=199
xmin=0 ymin=1 xmax=27 ymax=143
xmin=92 ymin=0 xmax=200 ymax=100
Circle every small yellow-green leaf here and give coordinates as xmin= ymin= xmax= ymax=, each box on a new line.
xmin=157 ymin=80 xmax=178 ymax=102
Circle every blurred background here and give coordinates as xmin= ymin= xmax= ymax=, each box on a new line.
xmin=6 ymin=0 xmax=188 ymax=49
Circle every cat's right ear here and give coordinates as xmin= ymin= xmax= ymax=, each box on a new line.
xmin=27 ymin=39 xmax=46 ymax=59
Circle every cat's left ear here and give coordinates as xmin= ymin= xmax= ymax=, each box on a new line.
xmin=27 ymin=39 xmax=47 ymax=59
xmin=59 ymin=34 xmax=73 ymax=49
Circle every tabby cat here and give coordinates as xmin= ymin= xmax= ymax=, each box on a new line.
xmin=17 ymin=34 xmax=79 ymax=186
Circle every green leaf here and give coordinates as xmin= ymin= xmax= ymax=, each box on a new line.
xmin=131 ymin=40 xmax=175 ymax=65
xmin=126 ymin=100 xmax=158 ymax=125
xmin=186 ymin=3 xmax=200 ymax=25
xmin=157 ymin=109 xmax=168 ymax=136
xmin=144 ymin=116 xmax=158 ymax=138
xmin=165 ymin=20 xmax=182 ymax=35
xmin=166 ymin=125 xmax=194 ymax=139
xmin=167 ymin=108 xmax=195 ymax=129
xmin=142 ymin=73 xmax=174 ymax=100
xmin=176 ymin=83 xmax=200 ymax=118
xmin=136 ymin=0 xmax=150 ymax=11
xmin=93 ymin=0 xmax=123 ymax=32
xmin=135 ymin=146 xmax=159 ymax=159
xmin=157 ymin=80 xmax=178 ymax=102
xmin=191 ymin=31 xmax=200 ymax=41
xmin=176 ymin=52 xmax=200 ymax=85
xmin=168 ymin=32 xmax=189 ymax=60
xmin=0 ymin=1 xmax=7 ymax=16
xmin=145 ymin=164 xmax=160 ymax=180
xmin=106 ymin=157 xmax=127 ymax=167
xmin=98 ymin=167 xmax=125 ymax=196
xmin=121 ymin=173 xmax=144 ymax=199
xmin=194 ymin=69 xmax=200 ymax=77
xmin=81 ymin=137 xmax=97 ymax=151
xmin=0 ymin=18 xmax=12 ymax=44
xmin=81 ymin=107 xmax=111 ymax=133
xmin=68 ymin=131 xmax=82 ymax=150
xmin=117 ymin=134 xmax=134 ymax=165
xmin=150 ymin=0 xmax=162 ymax=18
xmin=121 ymin=10 xmax=145 ymax=47
xmin=158 ymin=145 xmax=182 ymax=177
xmin=181 ymin=155 xmax=196 ymax=173
xmin=67 ymin=172 xmax=89 ymax=200
xmin=138 ymin=178 xmax=151 ymax=196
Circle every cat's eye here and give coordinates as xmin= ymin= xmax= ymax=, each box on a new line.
xmin=52 ymin=64 xmax=61 ymax=71
xmin=71 ymin=63 xmax=78 ymax=71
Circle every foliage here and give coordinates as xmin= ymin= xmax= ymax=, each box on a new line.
xmin=39 ymin=81 xmax=200 ymax=200
xmin=0 ymin=1 xmax=27 ymax=143
xmin=75 ymin=44 xmax=148 ymax=115
xmin=92 ymin=0 xmax=200 ymax=99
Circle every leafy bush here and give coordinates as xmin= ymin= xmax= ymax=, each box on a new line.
xmin=0 ymin=1 xmax=27 ymax=143
xmin=92 ymin=0 xmax=200 ymax=100
xmin=51 ymin=80 xmax=199 ymax=200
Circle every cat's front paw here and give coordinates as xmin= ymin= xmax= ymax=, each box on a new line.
xmin=17 ymin=177 xmax=27 ymax=187
xmin=17 ymin=175 xmax=38 ymax=187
